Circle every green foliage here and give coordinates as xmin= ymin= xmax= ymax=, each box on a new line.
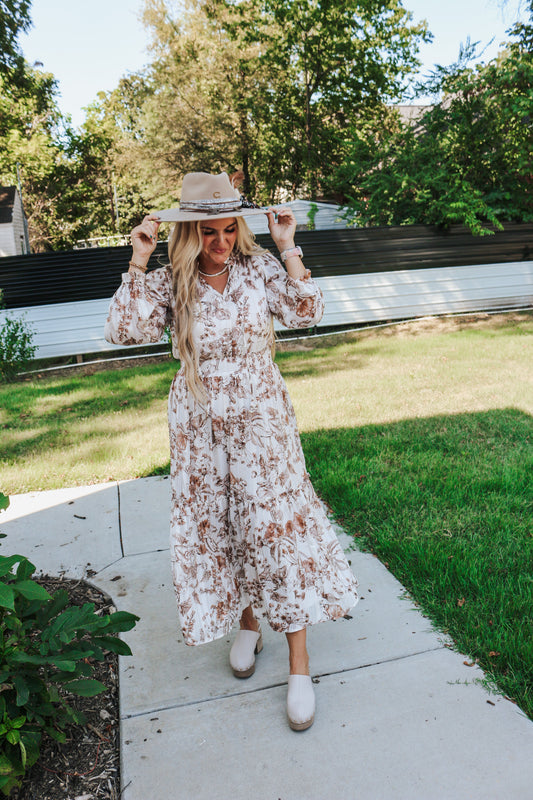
xmin=211 ymin=0 xmax=429 ymax=199
xmin=115 ymin=0 xmax=270 ymax=208
xmin=83 ymin=77 xmax=185 ymax=221
xmin=241 ymin=0 xmax=429 ymax=199
xmin=306 ymin=202 xmax=318 ymax=230
xmin=3 ymin=1 xmax=532 ymax=241
xmin=0 ymin=309 xmax=36 ymax=382
xmin=100 ymin=0 xmax=428 ymax=208
xmin=0 ymin=0 xmax=32 ymax=79
xmin=0 ymin=65 xmax=63 ymax=250
xmin=0 ymin=0 xmax=148 ymax=249
xmin=0 ymin=66 xmax=60 ymax=177
xmin=339 ymin=22 xmax=533 ymax=233
xmin=81 ymin=88 xmax=150 ymax=236
xmin=0 ymin=62 xmax=135 ymax=251
xmin=0 ymin=536 xmax=139 ymax=795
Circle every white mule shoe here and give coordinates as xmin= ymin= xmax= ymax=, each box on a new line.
xmin=287 ymin=675 xmax=315 ymax=731
xmin=230 ymin=627 xmax=263 ymax=678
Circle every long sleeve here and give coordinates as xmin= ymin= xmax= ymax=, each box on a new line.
xmin=104 ymin=267 xmax=173 ymax=346
xmin=259 ymin=251 xmax=324 ymax=329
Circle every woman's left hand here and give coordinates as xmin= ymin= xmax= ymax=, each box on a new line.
xmin=266 ymin=206 xmax=297 ymax=252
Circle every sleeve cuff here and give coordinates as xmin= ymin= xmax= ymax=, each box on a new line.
xmin=286 ymin=271 xmax=318 ymax=296
xmin=120 ymin=271 xmax=156 ymax=317
xmin=123 ymin=269 xmax=147 ymax=282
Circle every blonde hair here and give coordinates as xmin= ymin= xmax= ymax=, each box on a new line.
xmin=168 ymin=216 xmax=263 ymax=402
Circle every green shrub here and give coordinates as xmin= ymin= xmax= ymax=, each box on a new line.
xmin=0 ymin=310 xmax=36 ymax=382
xmin=0 ymin=494 xmax=138 ymax=795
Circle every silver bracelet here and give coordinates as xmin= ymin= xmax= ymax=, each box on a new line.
xmin=280 ymin=246 xmax=303 ymax=262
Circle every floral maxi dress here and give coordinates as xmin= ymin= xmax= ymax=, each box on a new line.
xmin=105 ymin=249 xmax=358 ymax=645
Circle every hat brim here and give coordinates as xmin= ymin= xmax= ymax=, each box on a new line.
xmin=154 ymin=207 xmax=268 ymax=222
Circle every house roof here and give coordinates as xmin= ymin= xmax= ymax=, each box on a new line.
xmin=0 ymin=186 xmax=17 ymax=225
xmin=394 ymin=104 xmax=433 ymax=124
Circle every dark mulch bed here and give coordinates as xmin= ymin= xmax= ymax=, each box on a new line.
xmin=13 ymin=576 xmax=121 ymax=800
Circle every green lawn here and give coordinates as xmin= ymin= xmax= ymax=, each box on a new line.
xmin=1 ymin=311 xmax=532 ymax=717
xmin=302 ymin=409 xmax=532 ymax=718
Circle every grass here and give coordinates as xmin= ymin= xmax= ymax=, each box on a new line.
xmin=0 ymin=360 xmax=175 ymax=492
xmin=302 ymin=410 xmax=533 ymax=718
xmin=1 ymin=311 xmax=532 ymax=717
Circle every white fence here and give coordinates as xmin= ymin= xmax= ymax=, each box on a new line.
xmin=1 ymin=261 xmax=532 ymax=360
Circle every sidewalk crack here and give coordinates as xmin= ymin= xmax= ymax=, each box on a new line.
xmin=117 ymin=482 xmax=124 ymax=558
xmin=120 ymin=644 xmax=446 ymax=720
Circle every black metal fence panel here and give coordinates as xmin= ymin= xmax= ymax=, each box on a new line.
xmin=0 ymin=223 xmax=531 ymax=310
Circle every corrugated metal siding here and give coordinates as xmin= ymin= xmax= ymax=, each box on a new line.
xmin=0 ymin=298 xmax=123 ymax=359
xmin=12 ymin=192 xmax=26 ymax=255
xmin=2 ymin=261 xmax=531 ymax=360
xmin=1 ymin=223 xmax=531 ymax=310
xmin=0 ymin=225 xmax=16 ymax=258
xmin=314 ymin=262 xmax=533 ymax=327
xmin=246 ymin=200 xmax=347 ymax=234
xmin=0 ymin=190 xmax=26 ymax=257
xmin=314 ymin=208 xmax=350 ymax=230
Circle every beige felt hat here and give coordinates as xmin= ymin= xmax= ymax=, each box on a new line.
xmin=154 ymin=172 xmax=267 ymax=222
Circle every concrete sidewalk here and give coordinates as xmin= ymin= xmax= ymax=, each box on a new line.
xmin=2 ymin=476 xmax=532 ymax=800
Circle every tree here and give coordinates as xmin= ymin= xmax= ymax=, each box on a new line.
xmin=0 ymin=65 xmax=65 ymax=250
xmin=111 ymin=0 xmax=429 ymax=209
xmin=130 ymin=0 xmax=272 ymax=206
xmin=338 ymin=11 xmax=533 ymax=234
xmin=81 ymin=83 xmax=152 ymax=235
xmin=0 ymin=63 xmax=125 ymax=250
xmin=0 ymin=1 xmax=150 ymax=248
xmin=211 ymin=0 xmax=430 ymax=199
xmin=0 ymin=0 xmax=32 ymax=77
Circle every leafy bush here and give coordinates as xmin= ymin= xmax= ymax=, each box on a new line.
xmin=337 ymin=18 xmax=533 ymax=234
xmin=0 ymin=301 xmax=36 ymax=382
xmin=0 ymin=494 xmax=138 ymax=795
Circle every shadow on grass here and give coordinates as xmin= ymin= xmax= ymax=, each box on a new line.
xmin=143 ymin=461 xmax=171 ymax=478
xmin=301 ymin=407 xmax=533 ymax=720
xmin=0 ymin=361 xmax=177 ymax=461
xmin=276 ymin=311 xmax=533 ymax=378
xmin=275 ymin=341 xmax=381 ymax=378
xmin=1 ymin=340 xmax=382 ymax=462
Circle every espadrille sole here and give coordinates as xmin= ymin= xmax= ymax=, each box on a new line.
xmin=288 ymin=713 xmax=315 ymax=731
xmin=231 ymin=633 xmax=263 ymax=678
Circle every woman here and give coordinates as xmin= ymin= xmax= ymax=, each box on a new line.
xmin=105 ymin=171 xmax=358 ymax=731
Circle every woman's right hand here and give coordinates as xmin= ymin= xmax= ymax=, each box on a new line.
xmin=130 ymin=214 xmax=161 ymax=266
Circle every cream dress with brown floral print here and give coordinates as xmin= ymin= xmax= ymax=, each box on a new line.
xmin=105 ymin=249 xmax=358 ymax=646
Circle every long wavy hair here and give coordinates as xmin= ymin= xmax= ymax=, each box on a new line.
xmin=168 ymin=216 xmax=264 ymax=402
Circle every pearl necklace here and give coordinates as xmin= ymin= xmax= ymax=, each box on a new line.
xmin=197 ymin=263 xmax=229 ymax=278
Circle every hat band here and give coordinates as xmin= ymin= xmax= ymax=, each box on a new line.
xmin=179 ymin=197 xmax=243 ymax=214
